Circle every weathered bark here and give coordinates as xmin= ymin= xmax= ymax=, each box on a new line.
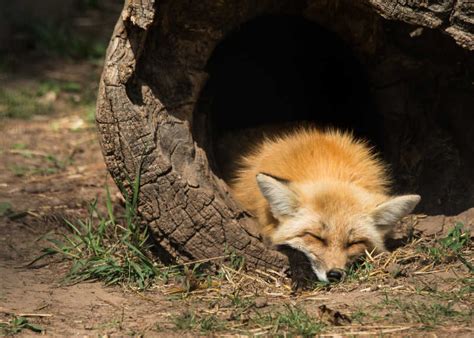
xmin=96 ymin=0 xmax=473 ymax=271
xmin=368 ymin=0 xmax=474 ymax=50
xmin=96 ymin=0 xmax=291 ymax=270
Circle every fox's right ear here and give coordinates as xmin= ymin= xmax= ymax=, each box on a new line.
xmin=372 ymin=194 xmax=421 ymax=232
xmin=256 ymin=173 xmax=298 ymax=219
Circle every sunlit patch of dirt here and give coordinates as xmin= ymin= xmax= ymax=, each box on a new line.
xmin=0 ymin=88 xmax=472 ymax=335
xmin=0 ymin=26 xmax=472 ymax=336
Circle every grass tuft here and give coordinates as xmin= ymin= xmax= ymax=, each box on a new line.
xmin=346 ymin=256 xmax=374 ymax=281
xmin=30 ymin=22 xmax=107 ymax=60
xmin=0 ymin=316 xmax=44 ymax=335
xmin=0 ymin=79 xmax=98 ymax=121
xmin=0 ymin=87 xmax=52 ymax=119
xmin=255 ymin=305 xmax=325 ymax=336
xmin=174 ymin=312 xmax=224 ymax=333
xmin=381 ymin=294 xmax=470 ymax=330
xmin=421 ymin=222 xmax=472 ymax=271
xmin=34 ymin=176 xmax=164 ymax=289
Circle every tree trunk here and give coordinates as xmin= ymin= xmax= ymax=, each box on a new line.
xmin=96 ymin=0 xmax=473 ymax=271
xmin=368 ymin=0 xmax=474 ymax=50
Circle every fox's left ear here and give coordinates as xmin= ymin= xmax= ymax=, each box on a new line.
xmin=372 ymin=194 xmax=421 ymax=232
xmin=256 ymin=173 xmax=298 ymax=219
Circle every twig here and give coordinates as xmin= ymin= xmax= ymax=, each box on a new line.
xmin=160 ymin=255 xmax=230 ymax=270
xmin=320 ymin=326 xmax=412 ymax=336
xmin=9 ymin=149 xmax=49 ymax=157
xmin=221 ymin=265 xmax=269 ymax=286
xmin=412 ymin=269 xmax=444 ymax=275
xmin=16 ymin=313 xmax=53 ymax=318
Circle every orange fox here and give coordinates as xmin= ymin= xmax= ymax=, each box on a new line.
xmin=230 ymin=127 xmax=420 ymax=282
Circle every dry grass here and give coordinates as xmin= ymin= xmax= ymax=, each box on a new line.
xmin=33 ymin=183 xmax=472 ymax=336
xmin=141 ymin=217 xmax=473 ymax=335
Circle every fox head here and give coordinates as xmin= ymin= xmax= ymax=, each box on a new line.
xmin=256 ymin=173 xmax=420 ymax=282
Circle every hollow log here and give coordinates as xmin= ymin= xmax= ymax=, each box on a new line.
xmin=96 ymin=0 xmax=474 ymax=271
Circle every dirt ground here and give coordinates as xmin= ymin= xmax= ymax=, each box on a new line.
xmin=0 ymin=4 xmax=473 ymax=337
xmin=0 ymin=61 xmax=472 ymax=336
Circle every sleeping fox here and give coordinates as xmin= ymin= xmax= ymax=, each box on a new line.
xmin=230 ymin=127 xmax=420 ymax=282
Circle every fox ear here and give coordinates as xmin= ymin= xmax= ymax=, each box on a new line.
xmin=372 ymin=195 xmax=421 ymax=232
xmin=256 ymin=173 xmax=298 ymax=219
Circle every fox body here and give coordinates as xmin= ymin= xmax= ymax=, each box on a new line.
xmin=230 ymin=128 xmax=420 ymax=282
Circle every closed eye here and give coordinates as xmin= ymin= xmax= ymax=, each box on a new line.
xmin=302 ymin=232 xmax=327 ymax=245
xmin=347 ymin=240 xmax=367 ymax=247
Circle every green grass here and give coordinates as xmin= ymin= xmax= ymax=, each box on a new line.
xmin=439 ymin=222 xmax=470 ymax=252
xmin=29 ymin=22 xmax=107 ymax=60
xmin=85 ymin=104 xmax=97 ymax=124
xmin=0 ymin=316 xmax=44 ymax=335
xmin=173 ymin=312 xmax=224 ymax=333
xmin=226 ymin=290 xmax=254 ymax=309
xmin=45 ymin=154 xmax=73 ymax=170
xmin=8 ymin=164 xmax=60 ymax=177
xmin=0 ymin=77 xmax=98 ymax=121
xmin=30 ymin=169 xmax=248 ymax=292
xmin=422 ymin=223 xmax=472 ymax=271
xmin=7 ymin=151 xmax=73 ymax=177
xmin=253 ymin=305 xmax=325 ymax=336
xmin=346 ymin=257 xmax=374 ymax=281
xmin=0 ymin=87 xmax=53 ymax=119
xmin=12 ymin=143 xmax=28 ymax=150
xmin=8 ymin=164 xmax=32 ymax=177
xmin=172 ymin=305 xmax=325 ymax=335
xmin=350 ymin=308 xmax=368 ymax=324
xmin=381 ymin=294 xmax=470 ymax=330
xmin=2 ymin=80 xmax=62 ymax=119
xmin=33 ymin=174 xmax=168 ymax=289
xmin=0 ymin=202 xmax=13 ymax=217
xmin=415 ymin=277 xmax=474 ymax=302
xmin=226 ymin=245 xmax=246 ymax=271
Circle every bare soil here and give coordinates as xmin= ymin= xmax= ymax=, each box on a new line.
xmin=0 ymin=64 xmax=181 ymax=336
xmin=0 ymin=3 xmax=473 ymax=333
xmin=0 ymin=60 xmax=472 ymax=336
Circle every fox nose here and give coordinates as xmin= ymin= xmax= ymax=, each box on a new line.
xmin=327 ymin=269 xmax=345 ymax=282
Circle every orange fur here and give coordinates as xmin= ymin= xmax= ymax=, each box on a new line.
xmin=230 ymin=127 xmax=420 ymax=281
xmin=231 ymin=128 xmax=389 ymax=235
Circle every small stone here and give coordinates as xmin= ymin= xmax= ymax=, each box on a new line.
xmin=223 ymin=311 xmax=235 ymax=321
xmin=416 ymin=215 xmax=445 ymax=236
xmin=219 ymin=298 xmax=233 ymax=308
xmin=37 ymin=91 xmax=57 ymax=105
xmin=254 ymin=297 xmax=267 ymax=308
xmin=386 ymin=262 xmax=403 ymax=277
xmin=23 ymin=184 xmax=49 ymax=194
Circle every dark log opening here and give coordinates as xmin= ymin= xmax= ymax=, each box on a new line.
xmin=192 ymin=13 xmax=474 ymax=216
xmin=194 ymin=15 xmax=382 ymax=183
xmin=97 ymin=0 xmax=474 ymax=271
